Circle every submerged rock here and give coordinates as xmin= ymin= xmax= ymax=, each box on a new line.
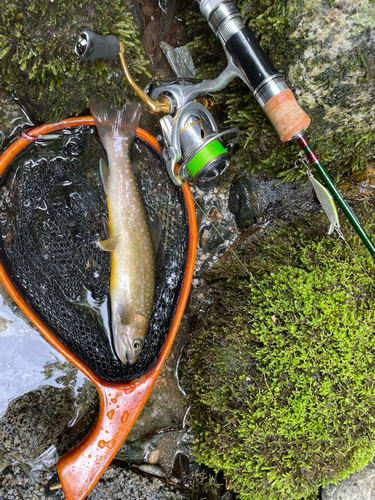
xmin=199 ymin=222 xmax=232 ymax=253
xmin=0 ymin=386 xmax=75 ymax=463
xmin=0 ymin=378 xmax=98 ymax=465
xmin=138 ymin=464 xmax=167 ymax=478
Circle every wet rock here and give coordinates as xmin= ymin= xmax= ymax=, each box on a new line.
xmin=160 ymin=42 xmax=196 ymax=78
xmin=199 ymin=223 xmax=231 ymax=253
xmin=249 ymin=172 xmax=318 ymax=223
xmin=0 ymin=463 xmax=189 ymax=499
xmin=0 ymin=355 xmax=99 ymax=465
xmin=228 ymin=175 xmax=256 ymax=230
xmin=0 ymin=386 xmax=75 ymax=463
xmin=138 ymin=464 xmax=167 ymax=478
xmin=337 ymin=161 xmax=375 ymax=201
xmin=208 ymin=206 xmax=222 ymax=220
xmin=140 ymin=0 xmax=180 ymax=68
xmin=148 ymin=449 xmax=160 ymax=464
xmin=322 ymin=459 xmax=375 ymax=500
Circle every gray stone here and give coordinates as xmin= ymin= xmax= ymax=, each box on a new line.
xmin=322 ymin=460 xmax=375 ymax=500
xmin=160 ymin=42 xmax=196 ymax=78
xmin=199 ymin=222 xmax=232 ymax=253
xmin=138 ymin=464 xmax=167 ymax=478
xmin=87 ymin=465 xmax=189 ymax=499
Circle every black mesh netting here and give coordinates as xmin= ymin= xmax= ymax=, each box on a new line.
xmin=0 ymin=126 xmax=189 ymax=382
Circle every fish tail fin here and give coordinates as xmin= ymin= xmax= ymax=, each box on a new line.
xmin=90 ymin=95 xmax=141 ymax=143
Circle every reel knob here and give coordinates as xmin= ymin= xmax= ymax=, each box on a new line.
xmin=75 ymin=31 xmax=120 ymax=61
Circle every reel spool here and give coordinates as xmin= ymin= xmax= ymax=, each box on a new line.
xmin=156 ymin=101 xmax=240 ymax=190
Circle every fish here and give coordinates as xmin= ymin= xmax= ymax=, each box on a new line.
xmin=90 ymin=95 xmax=157 ymax=365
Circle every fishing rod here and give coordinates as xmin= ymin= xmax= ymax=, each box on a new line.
xmin=75 ymin=0 xmax=375 ymax=258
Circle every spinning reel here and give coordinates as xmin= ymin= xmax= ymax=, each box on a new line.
xmin=75 ymin=29 xmax=241 ymax=190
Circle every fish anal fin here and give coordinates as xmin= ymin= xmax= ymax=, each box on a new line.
xmin=120 ymin=305 xmax=137 ymax=326
xmin=97 ymin=236 xmax=119 ymax=252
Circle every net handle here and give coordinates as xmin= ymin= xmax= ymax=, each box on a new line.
xmin=0 ymin=117 xmax=198 ymax=500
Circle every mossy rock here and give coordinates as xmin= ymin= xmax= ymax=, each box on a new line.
xmin=182 ymin=0 xmax=375 ymax=181
xmin=186 ymin=202 xmax=375 ymax=499
xmin=0 ymin=0 xmax=150 ymax=122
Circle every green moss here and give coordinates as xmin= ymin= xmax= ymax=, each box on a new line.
xmin=186 ymin=202 xmax=375 ymax=499
xmin=0 ymin=0 xmax=150 ymax=122
xmin=181 ymin=0 xmax=375 ymax=181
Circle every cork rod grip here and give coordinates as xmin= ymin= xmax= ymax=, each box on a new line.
xmin=263 ymin=89 xmax=311 ymax=142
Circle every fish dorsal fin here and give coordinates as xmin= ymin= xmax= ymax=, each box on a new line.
xmin=97 ymin=236 xmax=119 ymax=252
xmin=120 ymin=304 xmax=137 ymax=325
xmin=99 ymin=157 xmax=110 ymax=196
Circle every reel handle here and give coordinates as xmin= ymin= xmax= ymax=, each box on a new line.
xmin=75 ymin=31 xmax=120 ymax=61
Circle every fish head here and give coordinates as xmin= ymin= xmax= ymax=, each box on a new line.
xmin=113 ymin=305 xmax=148 ymax=365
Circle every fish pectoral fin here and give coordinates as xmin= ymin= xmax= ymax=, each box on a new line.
xmin=120 ymin=304 xmax=137 ymax=325
xmin=97 ymin=236 xmax=119 ymax=252
xmin=134 ymin=311 xmax=147 ymax=328
xmin=99 ymin=157 xmax=110 ymax=196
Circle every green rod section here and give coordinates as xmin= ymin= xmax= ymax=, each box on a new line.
xmin=298 ymin=137 xmax=375 ymax=258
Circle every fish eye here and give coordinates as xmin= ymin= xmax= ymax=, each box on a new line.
xmin=133 ymin=339 xmax=143 ymax=351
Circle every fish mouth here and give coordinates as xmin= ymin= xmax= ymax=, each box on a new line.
xmin=114 ymin=334 xmax=143 ymax=365
xmin=113 ymin=329 xmax=129 ymax=365
xmin=116 ymin=345 xmax=129 ymax=365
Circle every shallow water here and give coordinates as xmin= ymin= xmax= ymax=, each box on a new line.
xmin=0 ymin=282 xmax=89 ymax=419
